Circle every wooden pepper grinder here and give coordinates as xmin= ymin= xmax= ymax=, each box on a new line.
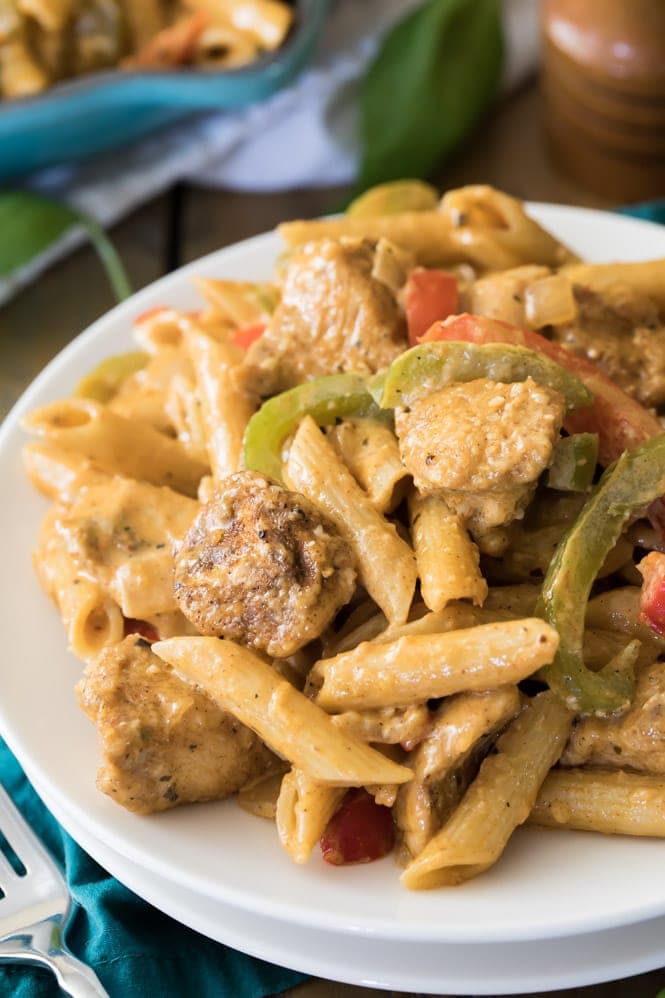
xmin=542 ymin=0 xmax=665 ymax=202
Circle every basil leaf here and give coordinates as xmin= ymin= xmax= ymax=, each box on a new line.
xmin=359 ymin=0 xmax=503 ymax=190
xmin=0 ymin=190 xmax=132 ymax=303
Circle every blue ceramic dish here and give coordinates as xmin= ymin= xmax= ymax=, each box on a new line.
xmin=0 ymin=0 xmax=328 ymax=181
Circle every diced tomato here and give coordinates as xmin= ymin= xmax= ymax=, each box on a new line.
xmin=421 ymin=313 xmax=663 ymax=468
xmin=320 ymin=789 xmax=394 ymax=866
xmin=123 ymin=618 xmax=159 ymax=643
xmin=135 ymin=306 xmax=202 ymax=326
xmin=638 ymin=553 xmax=665 ymax=636
xmin=231 ymin=322 xmax=266 ymax=350
xmin=135 ymin=305 xmax=169 ymax=326
xmin=404 ymin=269 xmax=458 ymax=346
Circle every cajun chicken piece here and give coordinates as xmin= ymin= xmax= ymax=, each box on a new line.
xmin=562 ymin=661 xmax=665 ymax=773
xmin=471 ymin=267 xmax=665 ymax=410
xmin=395 ymin=377 xmax=565 ymax=548
xmin=174 ymin=471 xmax=356 ymax=657
xmin=243 ymin=237 xmax=410 ymax=395
xmin=395 ymin=687 xmax=521 ymax=859
xmin=52 ymin=477 xmax=198 ymax=618
xmin=550 ymin=283 xmax=665 ymax=409
xmin=77 ymin=635 xmax=273 ymax=814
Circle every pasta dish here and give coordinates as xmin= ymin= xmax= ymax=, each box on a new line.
xmin=21 ymin=183 xmax=665 ymax=890
xmin=0 ymin=0 xmax=293 ymax=99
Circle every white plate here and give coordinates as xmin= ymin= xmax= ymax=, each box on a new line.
xmin=29 ymin=768 xmax=665 ymax=995
xmin=3 ymin=206 xmax=665 ymax=955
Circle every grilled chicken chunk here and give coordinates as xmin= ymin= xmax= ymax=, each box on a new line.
xmin=243 ymin=238 xmax=409 ymax=395
xmin=551 ymin=284 xmax=665 ymax=409
xmin=562 ymin=662 xmax=665 ymax=773
xmin=174 ymin=471 xmax=356 ymax=657
xmin=396 ymin=377 xmax=565 ymax=544
xmin=472 ymin=266 xmax=665 ymax=410
xmin=77 ymin=635 xmax=272 ymax=814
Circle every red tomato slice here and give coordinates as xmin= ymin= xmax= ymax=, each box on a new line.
xmin=123 ymin=618 xmax=159 ymax=643
xmin=135 ymin=305 xmax=168 ymax=326
xmin=231 ymin=322 xmax=266 ymax=350
xmin=420 ymin=313 xmax=663 ymax=468
xmin=638 ymin=553 xmax=665 ymax=636
xmin=404 ymin=269 xmax=458 ymax=346
xmin=320 ymin=789 xmax=394 ymax=866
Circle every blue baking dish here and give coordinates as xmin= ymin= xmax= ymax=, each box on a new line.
xmin=0 ymin=0 xmax=328 ymax=181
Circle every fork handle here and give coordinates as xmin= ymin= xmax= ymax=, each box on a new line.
xmin=50 ymin=949 xmax=109 ymax=998
xmin=0 ymin=943 xmax=109 ymax=998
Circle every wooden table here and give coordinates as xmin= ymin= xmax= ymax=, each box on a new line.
xmin=3 ymin=82 xmax=665 ymax=998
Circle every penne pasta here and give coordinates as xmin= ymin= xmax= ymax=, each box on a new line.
xmin=401 ymin=692 xmax=572 ymax=889
xmin=183 ymin=321 xmax=256 ymax=480
xmin=561 ymin=258 xmax=665 ymax=312
xmin=23 ymin=398 xmax=207 ymax=497
xmin=396 ymin=686 xmax=522 ymax=859
xmin=285 ymin=416 xmax=417 ymax=625
xmin=311 ymin=618 xmax=559 ymax=712
xmin=280 ymin=186 xmax=578 ymax=272
xmin=22 ymin=443 xmax=109 ymax=503
xmin=530 ymin=769 xmax=665 ymax=838
xmin=152 ymin=637 xmax=414 ymax=787
xmin=327 ymin=418 xmax=409 ymax=514
xmin=117 ymin=0 xmax=165 ymax=48
xmin=134 ymin=308 xmax=187 ymax=353
xmin=165 ymin=371 xmax=210 ymax=466
xmin=195 ymin=277 xmax=277 ymax=328
xmin=585 ymin=587 xmax=665 ymax=650
xmin=18 ymin=0 xmax=74 ymax=30
xmin=279 ymin=213 xmax=465 ymax=270
xmin=332 ymin=704 xmax=431 ymax=747
xmin=53 ymin=477 xmax=198 ymax=618
xmin=34 ymin=510 xmax=124 ymax=659
xmin=276 ymin=769 xmax=346 ymax=864
xmin=2 ymin=0 xmax=295 ymax=102
xmin=192 ymin=24 xmax=258 ymax=69
xmin=224 ymin=0 xmax=292 ymax=49
xmin=238 ymin=767 xmax=288 ymax=820
xmin=0 ymin=33 xmax=49 ymax=97
xmin=409 ymin=493 xmax=487 ymax=612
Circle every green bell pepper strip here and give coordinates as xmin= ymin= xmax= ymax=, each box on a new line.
xmin=243 ymin=374 xmax=388 ymax=483
xmin=370 ymin=341 xmax=593 ymax=411
xmin=546 ymin=433 xmax=599 ymax=492
xmin=75 ymin=351 xmax=149 ymax=403
xmin=539 ymin=431 xmax=665 ymax=716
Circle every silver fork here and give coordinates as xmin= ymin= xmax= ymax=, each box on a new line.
xmin=0 ymin=783 xmax=108 ymax=996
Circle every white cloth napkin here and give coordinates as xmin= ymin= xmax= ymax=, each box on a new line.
xmin=1 ymin=0 xmax=538 ymax=305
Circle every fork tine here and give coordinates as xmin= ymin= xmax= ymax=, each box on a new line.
xmin=0 ymin=845 xmax=21 ymax=890
xmin=0 ymin=784 xmax=61 ymax=881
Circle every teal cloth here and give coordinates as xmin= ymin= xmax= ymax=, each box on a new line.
xmin=0 ymin=739 xmax=306 ymax=998
xmin=618 ymin=199 xmax=665 ymax=224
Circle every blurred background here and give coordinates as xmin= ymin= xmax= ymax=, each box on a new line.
xmin=3 ymin=0 xmax=665 ymax=398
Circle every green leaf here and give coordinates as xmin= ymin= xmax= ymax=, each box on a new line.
xmin=0 ymin=190 xmax=132 ymax=303
xmin=358 ymin=0 xmax=503 ymax=190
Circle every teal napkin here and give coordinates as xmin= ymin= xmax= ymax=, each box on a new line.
xmin=619 ymin=199 xmax=665 ymax=224
xmin=0 ymin=739 xmax=306 ymax=998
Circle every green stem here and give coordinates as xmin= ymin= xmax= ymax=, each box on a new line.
xmin=78 ymin=214 xmax=132 ymax=302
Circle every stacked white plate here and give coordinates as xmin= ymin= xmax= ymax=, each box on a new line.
xmin=2 ymin=207 xmax=665 ymax=995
